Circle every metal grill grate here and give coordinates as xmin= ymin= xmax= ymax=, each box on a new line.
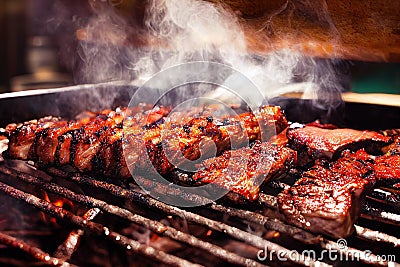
xmin=0 ymin=161 xmax=399 ymax=267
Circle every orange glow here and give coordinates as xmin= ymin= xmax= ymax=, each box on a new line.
xmin=44 ymin=192 xmax=74 ymax=209
xmin=53 ymin=200 xmax=65 ymax=208
xmin=205 ymin=230 xmax=212 ymax=236
xmin=273 ymin=232 xmax=280 ymax=238
xmin=150 ymin=233 xmax=159 ymax=242
xmin=76 ymin=29 xmax=87 ymax=41
xmin=42 ymin=192 xmax=74 ymax=224
xmin=43 ymin=192 xmax=51 ymax=203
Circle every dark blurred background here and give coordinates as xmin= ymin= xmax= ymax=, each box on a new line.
xmin=0 ymin=0 xmax=74 ymax=92
xmin=0 ymin=0 xmax=144 ymax=92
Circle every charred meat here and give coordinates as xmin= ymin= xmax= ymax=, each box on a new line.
xmin=373 ymin=136 xmax=400 ymax=185
xmin=192 ymin=141 xmax=297 ymax=202
xmin=287 ymin=126 xmax=390 ymax=162
xmin=277 ymin=177 xmax=369 ymax=238
xmin=125 ymin=105 xmax=287 ymax=176
xmin=277 ymin=149 xmax=374 ymax=238
xmin=3 ymin=105 xmax=287 ymax=180
xmin=382 ymin=135 xmax=400 ymax=154
xmin=5 ymin=116 xmax=67 ymax=160
xmin=374 ymin=154 xmax=400 ymax=185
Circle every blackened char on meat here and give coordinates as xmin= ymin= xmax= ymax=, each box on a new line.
xmin=5 ymin=116 xmax=66 ymax=160
xmin=277 ymin=149 xmax=375 ymax=238
xmin=373 ymin=136 xmax=400 ymax=185
xmin=192 ymin=140 xmax=297 ymax=202
xmin=4 ymin=105 xmax=287 ymax=181
xmin=374 ymin=154 xmax=400 ymax=185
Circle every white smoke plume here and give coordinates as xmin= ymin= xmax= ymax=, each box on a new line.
xmin=62 ymin=0 xmax=345 ymax=110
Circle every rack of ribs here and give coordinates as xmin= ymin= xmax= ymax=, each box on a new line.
xmin=3 ymin=105 xmax=287 ymax=180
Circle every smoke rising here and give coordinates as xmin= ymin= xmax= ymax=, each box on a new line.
xmin=56 ymin=0 xmax=346 ymax=110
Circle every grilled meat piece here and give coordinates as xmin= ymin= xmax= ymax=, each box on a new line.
xmin=374 ymin=154 xmax=400 ymax=185
xmin=373 ymin=137 xmax=400 ymax=185
xmin=303 ymin=149 xmax=376 ymax=185
xmin=277 ymin=149 xmax=374 ymax=238
xmin=4 ymin=106 xmax=171 ymax=177
xmin=192 ymin=141 xmax=297 ymax=202
xmin=380 ymin=128 xmax=400 ymax=139
xmin=287 ymin=126 xmax=390 ymax=163
xmin=382 ymin=135 xmax=400 ymax=155
xmin=5 ymin=116 xmax=66 ymax=160
xmin=269 ymin=128 xmax=289 ymax=147
xmin=368 ymin=135 xmax=400 ymax=185
xmin=277 ymin=177 xmax=369 ymax=238
xmin=132 ymin=105 xmax=287 ymax=176
xmin=4 ymin=105 xmax=287 ymax=180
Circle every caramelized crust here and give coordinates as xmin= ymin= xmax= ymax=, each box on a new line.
xmin=126 ymin=105 xmax=287 ymax=176
xmin=303 ymin=149 xmax=376 ymax=185
xmin=193 ymin=141 xmax=297 ymax=201
xmin=277 ymin=149 xmax=374 ymax=238
xmin=374 ymin=155 xmax=400 ymax=183
xmin=287 ymin=126 xmax=390 ymax=161
xmin=4 ymin=105 xmax=287 ymax=181
xmin=382 ymin=136 xmax=400 ymax=155
xmin=364 ymin=135 xmax=400 ymax=185
xmin=4 ymin=106 xmax=171 ymax=177
xmin=278 ymin=178 xmax=359 ymax=238
xmin=5 ymin=117 xmax=66 ymax=160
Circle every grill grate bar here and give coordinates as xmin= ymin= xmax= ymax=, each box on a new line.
xmin=368 ymin=187 xmax=400 ymax=206
xmin=125 ymin=171 xmax=400 ymax=249
xmin=0 ymin=165 xmax=263 ymax=267
xmin=45 ymin=167 xmax=328 ymax=267
xmin=380 ymin=187 xmax=400 ymax=195
xmin=46 ymin=167 xmax=399 ymax=266
xmin=0 ymin=226 xmax=75 ymax=267
xmin=355 ymin=225 xmax=400 ymax=247
xmin=1 ymin=163 xmax=398 ymax=266
xmin=361 ymin=202 xmax=400 ymax=226
xmin=53 ymin=208 xmax=100 ymax=260
xmin=46 ymin=167 xmax=400 ymax=266
xmin=0 ymin=181 xmax=201 ymax=267
xmin=360 ymin=212 xmax=400 ymax=227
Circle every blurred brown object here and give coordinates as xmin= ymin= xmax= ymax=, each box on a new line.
xmin=206 ymin=0 xmax=400 ymax=62
xmin=0 ymin=0 xmax=27 ymax=92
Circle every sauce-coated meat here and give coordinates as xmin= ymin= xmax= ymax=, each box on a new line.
xmin=277 ymin=149 xmax=374 ymax=238
xmin=287 ymin=126 xmax=390 ymax=161
xmin=3 ymin=105 xmax=287 ymax=180
xmin=193 ymin=141 xmax=296 ymax=201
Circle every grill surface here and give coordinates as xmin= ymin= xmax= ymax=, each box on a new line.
xmin=0 ymin=84 xmax=399 ymax=266
xmin=0 ymin=157 xmax=399 ymax=266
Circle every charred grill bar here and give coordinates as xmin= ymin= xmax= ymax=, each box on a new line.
xmin=0 ymin=165 xmax=320 ymax=266
xmin=0 ymin=161 xmax=399 ymax=266
xmin=0 ymin=231 xmax=74 ymax=267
